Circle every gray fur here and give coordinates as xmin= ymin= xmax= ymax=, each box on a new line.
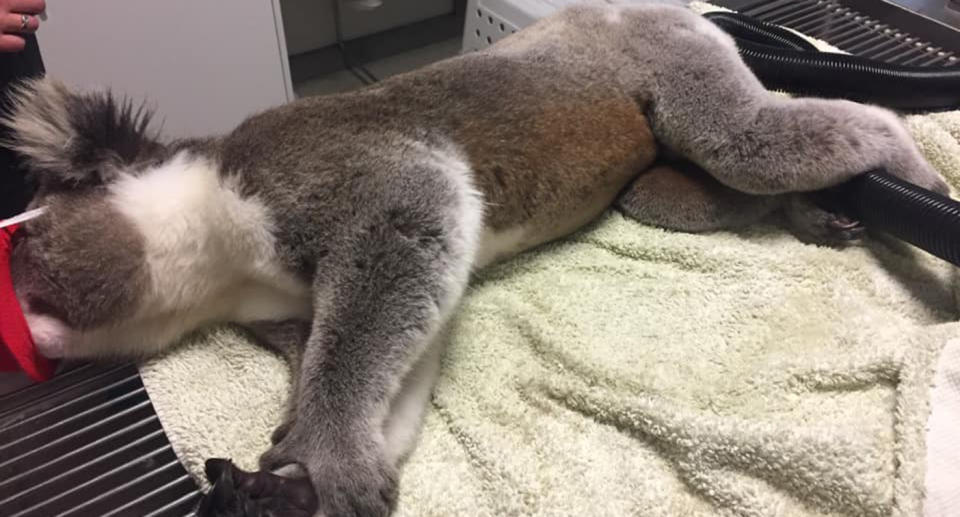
xmin=250 ymin=144 xmax=478 ymax=515
xmin=616 ymin=160 xmax=782 ymax=232
xmin=2 ymin=2 xmax=949 ymax=515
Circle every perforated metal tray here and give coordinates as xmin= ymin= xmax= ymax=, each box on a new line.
xmin=715 ymin=0 xmax=960 ymax=66
xmin=0 ymin=363 xmax=199 ymax=517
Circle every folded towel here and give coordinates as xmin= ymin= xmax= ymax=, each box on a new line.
xmin=139 ymin=6 xmax=960 ymax=516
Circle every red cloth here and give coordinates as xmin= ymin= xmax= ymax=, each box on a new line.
xmin=0 ymin=224 xmax=56 ymax=381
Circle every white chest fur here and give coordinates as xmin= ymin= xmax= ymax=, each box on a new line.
xmin=109 ymin=152 xmax=312 ymax=326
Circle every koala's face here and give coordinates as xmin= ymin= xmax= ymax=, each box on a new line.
xmin=4 ymin=78 xmax=166 ymax=359
xmin=10 ymin=191 xmax=150 ymax=359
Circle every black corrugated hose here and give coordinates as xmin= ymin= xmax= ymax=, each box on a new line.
xmin=705 ymin=11 xmax=960 ymax=267
xmin=705 ymin=11 xmax=960 ymax=111
xmin=841 ymin=171 xmax=960 ymax=266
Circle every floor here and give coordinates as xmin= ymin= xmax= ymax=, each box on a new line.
xmin=294 ymin=38 xmax=462 ymax=97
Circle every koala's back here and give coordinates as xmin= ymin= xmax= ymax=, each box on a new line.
xmin=216 ymin=4 xmax=675 ymax=268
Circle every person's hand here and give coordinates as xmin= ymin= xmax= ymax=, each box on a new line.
xmin=0 ymin=0 xmax=44 ymax=53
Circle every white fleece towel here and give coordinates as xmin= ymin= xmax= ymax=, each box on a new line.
xmin=139 ymin=5 xmax=960 ymax=516
xmin=924 ymin=338 xmax=960 ymax=517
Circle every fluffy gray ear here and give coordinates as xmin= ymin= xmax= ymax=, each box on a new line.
xmin=1 ymin=77 xmax=164 ymax=185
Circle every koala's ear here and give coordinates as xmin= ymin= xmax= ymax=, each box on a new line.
xmin=1 ymin=77 xmax=164 ymax=186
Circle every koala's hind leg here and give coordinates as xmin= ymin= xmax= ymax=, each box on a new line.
xmin=616 ymin=160 xmax=780 ymax=232
xmin=610 ymin=6 xmax=948 ymax=195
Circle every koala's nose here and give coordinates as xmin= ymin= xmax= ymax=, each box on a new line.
xmin=23 ymin=311 xmax=69 ymax=359
xmin=17 ymin=292 xmax=70 ymax=359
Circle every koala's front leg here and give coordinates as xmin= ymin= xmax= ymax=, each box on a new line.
xmin=232 ymin=197 xmax=473 ymax=517
xmin=617 ymin=160 xmax=781 ymax=232
xmin=616 ymin=160 xmax=865 ymax=244
xmin=200 ymin=220 xmax=472 ymax=516
xmin=244 ymin=319 xmax=311 ymax=444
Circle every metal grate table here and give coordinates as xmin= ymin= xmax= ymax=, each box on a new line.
xmin=0 ymin=363 xmax=200 ymax=517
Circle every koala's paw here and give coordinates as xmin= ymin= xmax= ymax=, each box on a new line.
xmin=260 ymin=422 xmax=399 ymax=517
xmin=196 ymin=458 xmax=317 ymax=517
xmin=785 ymin=194 xmax=865 ymax=244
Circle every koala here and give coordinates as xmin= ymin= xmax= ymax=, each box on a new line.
xmin=2 ymin=2 xmax=947 ymax=516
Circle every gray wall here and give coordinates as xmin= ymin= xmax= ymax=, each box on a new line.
xmin=36 ymin=0 xmax=292 ymax=139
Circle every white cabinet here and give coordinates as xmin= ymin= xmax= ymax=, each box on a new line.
xmin=37 ymin=0 xmax=293 ymax=139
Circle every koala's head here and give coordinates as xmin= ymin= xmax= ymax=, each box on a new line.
xmin=3 ymin=78 xmax=173 ymax=360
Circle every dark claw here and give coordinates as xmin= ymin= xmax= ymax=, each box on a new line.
xmin=196 ymin=458 xmax=318 ymax=517
xmin=827 ymin=214 xmax=866 ymax=241
xmin=204 ymin=458 xmax=232 ymax=483
xmin=827 ymin=215 xmax=861 ymax=231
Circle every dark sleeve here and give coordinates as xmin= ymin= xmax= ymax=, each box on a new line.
xmin=0 ymin=34 xmax=45 ymax=219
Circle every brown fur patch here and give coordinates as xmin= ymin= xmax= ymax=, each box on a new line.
xmin=456 ymin=83 xmax=656 ymax=235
